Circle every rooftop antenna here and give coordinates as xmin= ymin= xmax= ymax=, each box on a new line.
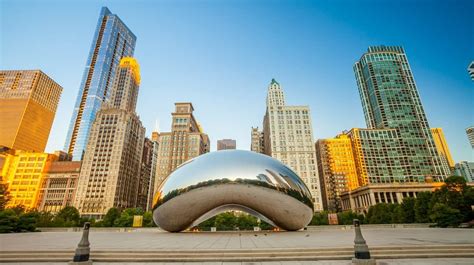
xmin=154 ymin=118 xmax=160 ymax=134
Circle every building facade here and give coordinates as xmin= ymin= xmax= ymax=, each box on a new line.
xmin=466 ymin=126 xmax=474 ymax=149
xmin=137 ymin=137 xmax=154 ymax=210
xmin=346 ymin=128 xmax=409 ymax=185
xmin=341 ymin=182 xmax=444 ymax=214
xmin=73 ymin=57 xmax=145 ymax=218
xmin=454 ymin=161 xmax=474 ymax=183
xmin=65 ymin=7 xmax=136 ymax=161
xmin=1 ymin=150 xmax=58 ymax=209
xmin=37 ymin=161 xmax=81 ymax=213
xmin=153 ymin=103 xmax=210 ymax=196
xmin=146 ymin=131 xmax=159 ymax=211
xmin=217 ymin=139 xmax=236 ymax=150
xmin=430 ymin=128 xmax=455 ymax=170
xmin=254 ymin=79 xmax=323 ymax=211
xmin=354 ymin=46 xmax=450 ymax=183
xmin=315 ymin=134 xmax=358 ymax=211
xmin=250 ymin=127 xmax=264 ymax=153
xmin=0 ymin=70 xmax=62 ymax=152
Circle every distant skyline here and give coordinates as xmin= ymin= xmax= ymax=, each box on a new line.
xmin=1 ymin=0 xmax=473 ymax=161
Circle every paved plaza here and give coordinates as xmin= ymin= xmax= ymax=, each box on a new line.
xmin=1 ymin=227 xmax=473 ymax=264
xmin=1 ymin=227 xmax=473 ymax=251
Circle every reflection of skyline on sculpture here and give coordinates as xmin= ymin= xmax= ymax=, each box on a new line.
xmin=156 ymin=150 xmax=312 ymax=202
xmin=153 ymin=150 xmax=314 ymax=232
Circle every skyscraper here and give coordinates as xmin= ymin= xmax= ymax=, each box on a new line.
xmin=354 ymin=46 xmax=450 ymax=183
xmin=65 ymin=7 xmax=136 ymax=160
xmin=1 ymin=150 xmax=58 ymax=209
xmin=0 ymin=70 xmax=62 ymax=152
xmin=454 ymin=161 xmax=474 ymax=182
xmin=146 ymin=131 xmax=159 ymax=211
xmin=73 ymin=57 xmax=145 ymax=218
xmin=430 ymin=128 xmax=454 ymax=170
xmin=217 ymin=139 xmax=236 ymax=150
xmin=315 ymin=134 xmax=359 ymax=211
xmin=254 ymin=79 xmax=323 ymax=211
xmin=153 ymin=103 xmax=210 ymax=194
xmin=250 ymin=127 xmax=264 ymax=153
xmin=466 ymin=126 xmax=474 ymax=149
xmin=336 ymin=46 xmax=452 ymax=213
xmin=468 ymin=61 xmax=474 ymax=81
xmin=137 ymin=137 xmax=154 ymax=210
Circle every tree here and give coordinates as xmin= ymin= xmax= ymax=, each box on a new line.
xmin=54 ymin=206 xmax=80 ymax=227
xmin=0 ymin=179 xmax=11 ymax=211
xmin=197 ymin=216 xmax=217 ymax=231
xmin=142 ymin=211 xmax=156 ymax=227
xmin=236 ymin=214 xmax=258 ymax=230
xmin=311 ymin=211 xmax=329 ymax=225
xmin=338 ymin=210 xmax=365 ymax=225
xmin=414 ymin=192 xmax=432 ymax=223
xmin=17 ymin=211 xmax=38 ymax=232
xmin=114 ymin=208 xmax=144 ymax=227
xmin=259 ymin=220 xmax=274 ymax=230
xmin=463 ymin=187 xmax=474 ymax=222
xmin=102 ymin=208 xmax=121 ymax=227
xmin=215 ymin=212 xmax=236 ymax=230
xmin=0 ymin=209 xmax=18 ymax=233
xmin=400 ymin=197 xmax=415 ymax=223
xmin=9 ymin=205 xmax=25 ymax=216
xmin=36 ymin=211 xmax=55 ymax=227
xmin=391 ymin=204 xmax=404 ymax=224
xmin=366 ymin=204 xmax=392 ymax=224
xmin=444 ymin=176 xmax=467 ymax=192
xmin=432 ymin=176 xmax=473 ymax=222
xmin=430 ymin=203 xmax=463 ymax=228
xmin=79 ymin=217 xmax=95 ymax=227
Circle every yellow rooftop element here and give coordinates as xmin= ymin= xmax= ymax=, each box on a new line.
xmin=119 ymin=57 xmax=141 ymax=85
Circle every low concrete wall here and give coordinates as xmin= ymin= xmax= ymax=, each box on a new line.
xmin=38 ymin=223 xmax=435 ymax=232
xmin=306 ymin=223 xmax=435 ymax=230
xmin=38 ymin=227 xmax=164 ymax=232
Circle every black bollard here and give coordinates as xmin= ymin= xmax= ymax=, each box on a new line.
xmin=71 ymin=222 xmax=91 ymax=263
xmin=352 ymin=219 xmax=375 ymax=264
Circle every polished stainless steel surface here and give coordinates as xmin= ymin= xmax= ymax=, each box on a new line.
xmin=152 ymin=150 xmax=314 ymax=232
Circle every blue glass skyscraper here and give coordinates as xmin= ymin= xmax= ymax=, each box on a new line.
xmin=353 ymin=46 xmax=450 ymax=183
xmin=65 ymin=7 xmax=136 ymax=160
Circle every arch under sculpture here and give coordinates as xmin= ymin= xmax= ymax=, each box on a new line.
xmin=152 ymin=150 xmax=314 ymax=232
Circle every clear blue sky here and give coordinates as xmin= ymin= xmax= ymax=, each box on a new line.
xmin=1 ymin=0 xmax=473 ymax=161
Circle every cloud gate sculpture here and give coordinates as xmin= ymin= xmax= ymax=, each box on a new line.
xmin=152 ymin=150 xmax=314 ymax=232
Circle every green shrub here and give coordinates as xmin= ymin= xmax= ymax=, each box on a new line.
xmin=414 ymin=192 xmax=432 ymax=223
xmin=338 ymin=210 xmax=365 ymax=225
xmin=236 ymin=214 xmax=258 ymax=230
xmin=143 ymin=211 xmax=156 ymax=227
xmin=310 ymin=211 xmax=329 ymax=225
xmin=400 ymin=197 xmax=415 ymax=223
xmin=102 ymin=208 xmax=121 ymax=227
xmin=215 ymin=212 xmax=237 ymax=230
xmin=53 ymin=206 xmax=80 ymax=227
xmin=430 ymin=203 xmax=463 ymax=228
xmin=0 ymin=209 xmax=19 ymax=233
xmin=114 ymin=208 xmax=144 ymax=227
xmin=17 ymin=211 xmax=38 ymax=232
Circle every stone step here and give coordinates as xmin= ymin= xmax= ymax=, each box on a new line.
xmin=2 ymin=253 xmax=474 ymax=263
xmin=1 ymin=244 xmax=472 ymax=254
xmin=1 ymin=245 xmax=473 ymax=262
